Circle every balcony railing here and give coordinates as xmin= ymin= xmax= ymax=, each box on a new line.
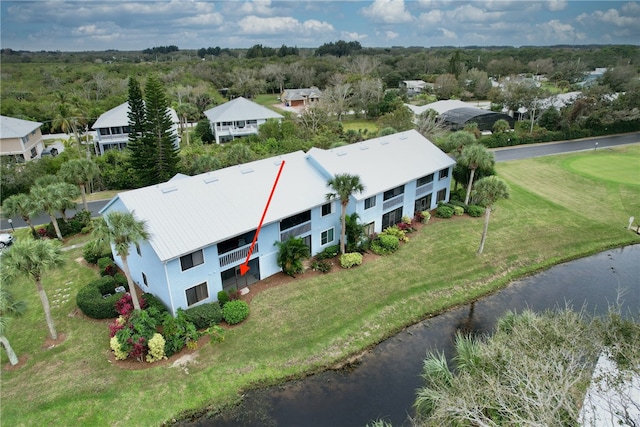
xmin=216 ymin=125 xmax=258 ymax=134
xmin=280 ymin=221 xmax=311 ymax=241
xmin=382 ymin=195 xmax=404 ymax=211
xmin=219 ymin=242 xmax=258 ymax=267
xmin=98 ymin=133 xmax=128 ymax=142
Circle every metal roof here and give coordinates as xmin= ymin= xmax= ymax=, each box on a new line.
xmin=0 ymin=115 xmax=42 ymax=139
xmin=104 ymin=150 xmax=329 ymax=262
xmin=92 ymin=102 xmax=179 ymax=129
xmin=203 ymin=97 xmax=283 ymax=123
xmin=307 ymin=130 xmax=455 ymax=200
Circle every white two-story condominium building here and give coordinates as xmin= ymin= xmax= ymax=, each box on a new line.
xmin=203 ymin=97 xmax=284 ymax=144
xmin=100 ymin=130 xmax=455 ymax=315
xmin=92 ymin=102 xmax=180 ymax=155
xmin=0 ymin=115 xmax=45 ymax=162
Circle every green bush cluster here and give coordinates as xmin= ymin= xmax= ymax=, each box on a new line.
xmin=160 ymin=310 xmax=199 ymax=357
xmin=222 ymin=300 xmax=250 ymax=325
xmin=217 ymin=290 xmax=229 ymax=307
xmin=311 ymin=260 xmax=332 ymax=273
xmin=340 ymin=252 xmax=363 ymax=268
xmin=83 ymin=240 xmax=112 ymax=265
xmin=97 ymin=257 xmax=117 ymax=276
xmin=453 ymin=206 xmax=464 ymax=216
xmin=371 ymin=234 xmax=400 ymax=255
xmin=183 ymin=302 xmax=223 ymax=329
xmin=77 ymin=276 xmax=128 ymax=319
xmin=315 ymin=244 xmax=340 ymax=260
xmin=45 ymin=210 xmax=93 ymax=239
xmin=436 ymin=205 xmax=454 ymax=218
xmin=466 ymin=204 xmax=484 ymax=217
xmin=143 ymin=293 xmax=169 ymax=315
xmin=381 ymin=225 xmax=408 ymax=242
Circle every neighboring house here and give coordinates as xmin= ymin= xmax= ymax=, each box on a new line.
xmin=92 ymin=102 xmax=180 ymax=155
xmin=0 ymin=115 xmax=45 ymax=162
xmin=406 ymin=100 xmax=515 ymax=132
xmin=203 ymin=97 xmax=284 ymax=144
xmin=100 ymin=129 xmax=454 ymax=315
xmin=577 ymin=68 xmax=608 ymax=88
xmin=399 ymin=80 xmax=432 ymax=95
xmin=280 ymin=87 xmax=322 ymax=108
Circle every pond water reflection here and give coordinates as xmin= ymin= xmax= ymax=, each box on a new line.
xmin=189 ymin=245 xmax=640 ymax=427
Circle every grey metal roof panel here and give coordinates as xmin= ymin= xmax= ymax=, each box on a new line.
xmin=92 ymin=102 xmax=179 ymax=129
xmin=111 ymin=150 xmax=328 ymax=262
xmin=307 ymin=130 xmax=455 ymax=200
xmin=0 ymin=115 xmax=42 ymax=139
xmin=203 ymin=97 xmax=283 ymax=123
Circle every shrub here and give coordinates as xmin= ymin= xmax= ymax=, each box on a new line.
xmin=340 ymin=252 xmax=363 ymax=268
xmin=436 ymin=205 xmax=454 ymax=218
xmin=274 ymin=236 xmax=310 ymax=276
xmin=311 ymin=260 xmax=332 ymax=273
xmin=143 ymin=293 xmax=169 ymax=315
xmin=146 ymin=333 xmax=167 ymax=363
xmin=217 ymin=290 xmax=229 ymax=306
xmin=316 ymin=245 xmax=340 ymax=260
xmin=115 ymin=293 xmax=147 ymax=317
xmin=222 ymin=300 xmax=249 ymax=325
xmin=112 ymin=309 xmax=158 ymax=362
xmin=371 ymin=234 xmax=400 ymax=255
xmin=228 ymin=289 xmax=240 ymax=301
xmin=467 ymin=204 xmax=484 ymax=217
xmin=76 ymin=276 xmax=123 ymax=319
xmin=83 ymin=240 xmax=112 ymax=265
xmin=184 ymin=302 xmax=223 ymax=329
xmin=97 ymin=257 xmax=117 ymax=276
xmin=161 ymin=310 xmax=199 ymax=357
xmin=453 ymin=206 xmax=464 ymax=216
xmin=421 ymin=210 xmax=431 ymax=224
xmin=381 ymin=225 xmax=408 ymax=242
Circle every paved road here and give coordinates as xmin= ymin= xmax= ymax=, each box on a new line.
xmin=493 ymin=132 xmax=640 ymax=162
xmin=1 ymin=132 xmax=638 ymax=231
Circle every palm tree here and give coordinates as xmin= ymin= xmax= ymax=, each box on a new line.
xmin=458 ymin=144 xmax=495 ymax=205
xmin=51 ymin=102 xmax=85 ymax=157
xmin=471 ymin=176 xmax=510 ymax=255
xmin=1 ymin=239 xmax=65 ymax=340
xmin=52 ymin=182 xmax=80 ymax=220
xmin=0 ymin=285 xmax=27 ymax=366
xmin=326 ymin=173 xmax=364 ymax=255
xmin=442 ymin=130 xmax=476 ymax=156
xmin=93 ymin=211 xmax=150 ymax=311
xmin=30 ymin=185 xmax=64 ymax=240
xmin=2 ymin=193 xmax=38 ymax=238
xmin=274 ymin=236 xmax=310 ymax=277
xmin=58 ymin=158 xmax=100 ymax=211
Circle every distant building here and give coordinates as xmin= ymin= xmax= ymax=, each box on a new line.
xmin=204 ymin=97 xmax=284 ymax=144
xmin=280 ymin=87 xmax=323 ymax=108
xmin=92 ymin=102 xmax=180 ymax=155
xmin=399 ymin=80 xmax=432 ymax=95
xmin=0 ymin=115 xmax=45 ymax=162
xmin=405 ymin=100 xmax=515 ymax=132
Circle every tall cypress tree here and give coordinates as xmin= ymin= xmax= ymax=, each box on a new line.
xmin=142 ymin=76 xmax=180 ymax=185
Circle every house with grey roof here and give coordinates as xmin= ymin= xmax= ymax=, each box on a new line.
xmin=92 ymin=102 xmax=180 ymax=155
xmin=280 ymin=87 xmax=322 ymax=108
xmin=100 ymin=130 xmax=454 ymax=315
xmin=399 ymin=80 xmax=432 ymax=96
xmin=203 ymin=97 xmax=284 ymax=144
xmin=0 ymin=115 xmax=45 ymax=162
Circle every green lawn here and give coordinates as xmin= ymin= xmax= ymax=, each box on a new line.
xmin=341 ymin=118 xmax=379 ymax=135
xmin=2 ymin=145 xmax=639 ymax=426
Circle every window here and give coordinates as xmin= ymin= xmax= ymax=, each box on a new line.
xmin=30 ymin=147 xmax=37 ymax=159
xmin=186 ymin=282 xmax=209 ymax=306
xmin=180 ymin=249 xmax=204 ymax=271
xmin=383 ymin=185 xmax=404 ymax=201
xmin=436 ymin=189 xmax=447 ymax=203
xmin=321 ymin=228 xmax=334 ymax=245
xmin=439 ymin=168 xmax=449 ymax=180
xmin=142 ymin=272 xmax=148 ymax=286
xmin=415 ymin=194 xmax=432 ymax=213
xmin=382 ymin=207 xmax=404 ymax=229
xmin=417 ymin=173 xmax=434 ymax=187
xmin=280 ymin=210 xmax=311 ymax=231
xmin=321 ymin=202 xmax=332 ymax=217
xmin=364 ymin=222 xmax=375 ymax=236
xmin=364 ymin=196 xmax=376 ymax=210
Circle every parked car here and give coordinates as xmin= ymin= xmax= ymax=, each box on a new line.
xmin=41 ymin=146 xmax=59 ymax=157
xmin=0 ymin=233 xmax=14 ymax=248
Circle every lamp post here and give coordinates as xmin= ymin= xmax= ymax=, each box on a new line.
xmin=595 ymin=142 xmax=599 ymax=151
xmin=7 ymin=218 xmax=14 ymax=232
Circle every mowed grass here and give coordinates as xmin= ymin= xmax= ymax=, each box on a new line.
xmin=2 ymin=145 xmax=639 ymax=426
xmin=341 ymin=118 xmax=379 ymax=135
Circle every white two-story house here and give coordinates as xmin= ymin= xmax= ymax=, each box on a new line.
xmin=92 ymin=102 xmax=180 ymax=155
xmin=100 ymin=130 xmax=454 ymax=315
xmin=203 ymin=97 xmax=284 ymax=144
xmin=0 ymin=115 xmax=45 ymax=162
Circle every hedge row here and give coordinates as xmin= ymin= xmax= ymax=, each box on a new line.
xmin=76 ymin=276 xmax=129 ymax=319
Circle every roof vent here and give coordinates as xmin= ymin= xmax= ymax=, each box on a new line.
xmin=359 ymin=145 xmax=369 ymax=151
xmin=380 ymin=140 xmax=389 ymax=145
xmin=241 ymin=168 xmax=254 ymax=174
xmin=161 ymin=186 xmax=177 ymax=194
xmin=203 ymin=176 xmax=219 ymax=184
xmin=336 ymin=151 xmax=347 ymax=156
xmin=274 ymin=160 xmax=283 ymax=166
xmin=399 ymin=134 xmax=408 ymax=140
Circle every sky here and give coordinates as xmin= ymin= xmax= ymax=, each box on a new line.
xmin=1 ymin=1 xmax=639 ymax=52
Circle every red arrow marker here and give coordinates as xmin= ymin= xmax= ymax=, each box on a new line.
xmin=239 ymin=160 xmax=285 ymax=276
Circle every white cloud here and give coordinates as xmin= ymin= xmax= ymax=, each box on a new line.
xmin=546 ymin=0 xmax=568 ymax=12
xmin=449 ymin=4 xmax=506 ymax=22
xmin=535 ymin=19 xmax=578 ymax=43
xmin=237 ymin=16 xmax=334 ymax=36
xmin=342 ymin=31 xmax=368 ymax=41
xmin=439 ymin=27 xmax=457 ymax=39
xmin=178 ymin=13 xmax=224 ymax=26
xmin=237 ymin=0 xmax=274 ymax=16
xmin=384 ymin=30 xmax=399 ymax=40
xmin=417 ymin=9 xmax=444 ymax=26
xmin=594 ymin=8 xmax=638 ymax=27
xmin=361 ymin=0 xmax=414 ymax=24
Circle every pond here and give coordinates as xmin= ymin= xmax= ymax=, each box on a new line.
xmin=187 ymin=245 xmax=640 ymax=427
